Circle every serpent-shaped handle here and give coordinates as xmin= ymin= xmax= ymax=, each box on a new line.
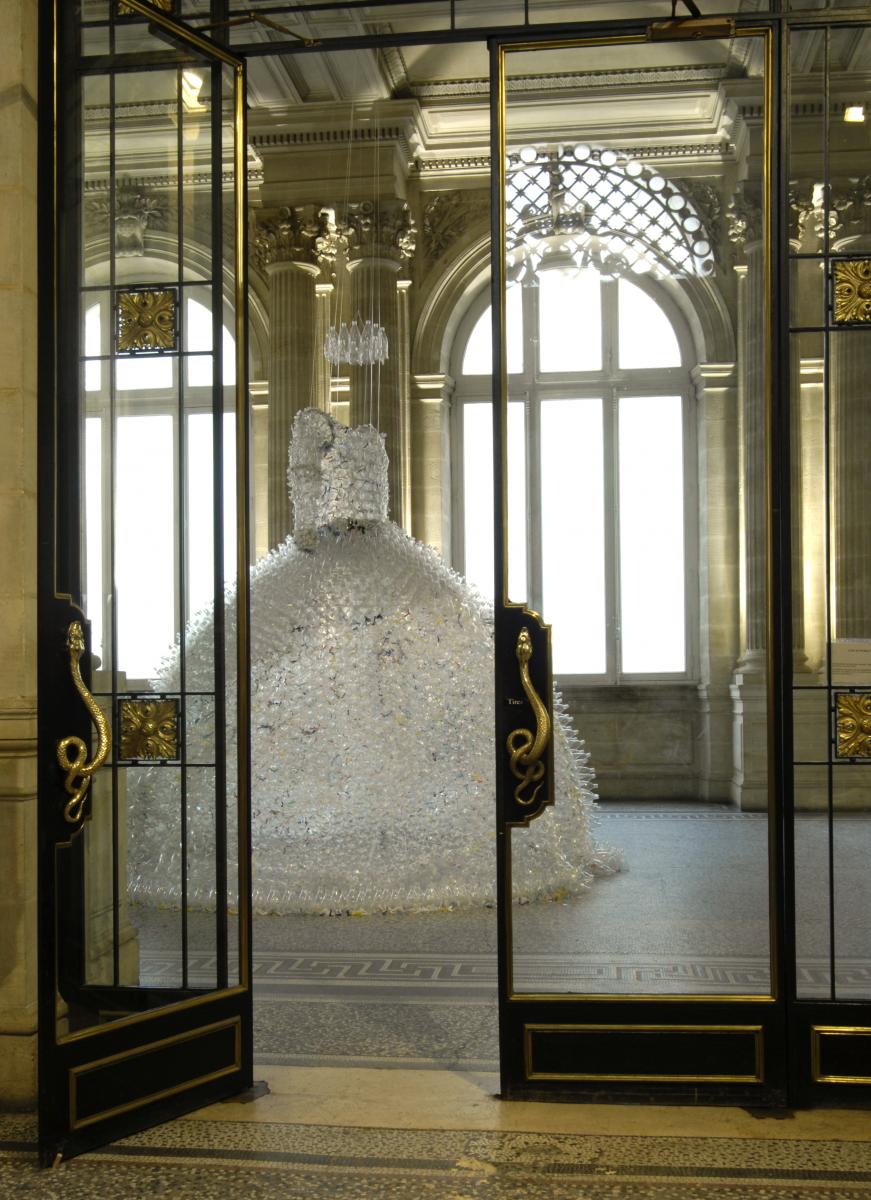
xmin=506 ymin=626 xmax=552 ymax=807
xmin=56 ymin=621 xmax=111 ymax=825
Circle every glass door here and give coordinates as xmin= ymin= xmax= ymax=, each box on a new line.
xmin=38 ymin=0 xmax=251 ymax=1163
xmin=492 ymin=17 xmax=788 ymax=1103
xmin=788 ymin=16 xmax=871 ymax=1105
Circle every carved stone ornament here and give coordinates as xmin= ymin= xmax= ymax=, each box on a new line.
xmin=833 ymin=259 xmax=871 ymax=324
xmin=116 ymin=287 xmax=178 ymax=353
xmin=90 ymin=183 xmax=165 ymax=258
xmin=345 ymin=200 xmax=417 ymax=263
xmin=726 ymin=191 xmax=764 ymax=255
xmin=119 ymin=698 xmax=180 ymax=761
xmin=254 ymin=205 xmax=324 ymax=270
xmin=423 ymin=191 xmax=489 ymax=262
xmin=835 ymin=691 xmax=871 ymax=758
xmin=313 ymin=206 xmax=350 ymax=267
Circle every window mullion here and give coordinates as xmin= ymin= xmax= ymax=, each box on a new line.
xmin=606 ymin=384 xmax=621 ymax=684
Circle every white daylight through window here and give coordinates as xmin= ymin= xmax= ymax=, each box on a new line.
xmin=455 ymin=264 xmax=693 ymax=681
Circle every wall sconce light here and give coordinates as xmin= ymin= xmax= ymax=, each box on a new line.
xmin=844 ymin=104 xmax=866 ymax=123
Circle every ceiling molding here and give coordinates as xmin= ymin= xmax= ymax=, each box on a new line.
xmin=411 ymin=64 xmax=727 ymax=100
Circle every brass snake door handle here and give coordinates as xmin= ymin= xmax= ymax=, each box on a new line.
xmin=506 ymin=626 xmax=551 ymax=807
xmin=56 ymin=621 xmax=111 ymax=824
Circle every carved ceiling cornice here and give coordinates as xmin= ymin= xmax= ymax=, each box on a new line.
xmin=411 ymin=64 xmax=727 ymax=100
xmin=84 ymin=168 xmax=264 ymax=193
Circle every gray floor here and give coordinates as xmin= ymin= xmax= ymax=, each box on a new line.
xmin=126 ymin=807 xmax=871 ymax=1067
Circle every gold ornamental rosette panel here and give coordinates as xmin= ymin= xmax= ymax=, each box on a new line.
xmin=834 ymin=692 xmax=871 ymax=760
xmin=833 ymin=260 xmax=871 ymax=325
xmin=119 ymin=698 xmax=180 ymax=762
xmin=115 ymin=288 xmax=178 ymax=353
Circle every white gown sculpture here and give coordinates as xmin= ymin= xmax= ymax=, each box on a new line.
xmin=128 ymin=408 xmax=618 ymax=914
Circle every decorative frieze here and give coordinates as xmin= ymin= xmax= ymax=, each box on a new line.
xmin=423 ymin=191 xmax=489 ymax=262
xmin=255 ymin=202 xmax=417 ymax=272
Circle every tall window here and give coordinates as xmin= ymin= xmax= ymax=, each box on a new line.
xmin=454 ymin=264 xmax=695 ymax=682
xmin=84 ymin=294 xmax=237 ymax=681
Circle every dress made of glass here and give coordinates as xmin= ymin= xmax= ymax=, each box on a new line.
xmin=128 ymin=408 xmax=618 ymax=914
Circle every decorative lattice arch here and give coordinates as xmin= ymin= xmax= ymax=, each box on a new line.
xmin=506 ymin=144 xmax=715 ymax=279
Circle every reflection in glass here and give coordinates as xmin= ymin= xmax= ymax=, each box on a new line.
xmin=504 ymin=34 xmax=771 ymax=996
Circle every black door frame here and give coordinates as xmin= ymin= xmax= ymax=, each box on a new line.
xmin=37 ymin=4 xmax=871 ymax=1162
xmin=37 ymin=0 xmax=252 ymax=1164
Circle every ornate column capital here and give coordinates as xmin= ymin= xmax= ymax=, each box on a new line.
xmin=254 ymin=205 xmax=338 ymax=271
xmin=726 ymin=187 xmax=764 ymax=259
xmin=345 ymin=200 xmax=417 ymax=264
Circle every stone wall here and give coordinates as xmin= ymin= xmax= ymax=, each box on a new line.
xmin=0 ymin=0 xmax=39 ymax=1109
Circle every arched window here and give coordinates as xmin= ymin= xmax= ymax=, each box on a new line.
xmin=453 ymin=263 xmax=696 ymax=682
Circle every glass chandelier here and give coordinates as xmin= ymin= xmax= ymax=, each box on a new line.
xmin=324 ymin=315 xmax=389 ymax=367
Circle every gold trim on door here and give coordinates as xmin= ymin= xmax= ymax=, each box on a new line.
xmin=524 ymin=1023 xmax=765 ymax=1083
xmin=69 ymin=1017 xmax=241 ymax=1130
xmin=811 ymin=1026 xmax=871 ymax=1085
xmin=496 ymin=25 xmax=779 ymax=1006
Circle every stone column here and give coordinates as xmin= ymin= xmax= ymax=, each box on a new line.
xmin=313 ymin=282 xmax=334 ymax=415
xmin=347 ymin=255 xmax=402 ymax=492
xmin=0 ymin=0 xmax=39 ymax=1108
xmin=411 ymin=374 xmax=455 ymax=556
xmin=255 ymin=207 xmax=326 ymax=548
xmin=345 ymin=200 xmax=416 ymax=523
xmin=693 ymin=363 xmax=740 ymax=803
xmin=728 ymin=198 xmax=768 ymax=810
xmin=396 ymin=279 xmax=413 ymax=534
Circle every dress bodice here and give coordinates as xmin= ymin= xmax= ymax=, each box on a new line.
xmin=289 ymin=407 xmax=388 ymax=549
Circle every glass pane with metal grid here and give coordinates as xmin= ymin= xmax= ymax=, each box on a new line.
xmin=501 ymin=34 xmax=773 ymax=997
xmin=790 ymin=24 xmax=871 ymax=1003
xmin=75 ymin=56 xmax=240 ymax=1027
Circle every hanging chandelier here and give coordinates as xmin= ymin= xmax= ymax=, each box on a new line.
xmin=324 ymin=316 xmax=389 ymax=367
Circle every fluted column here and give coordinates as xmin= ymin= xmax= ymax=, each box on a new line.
xmin=255 ymin=206 xmax=327 ymax=548
xmin=313 ymin=282 xmax=334 ymax=414
xmin=345 ymin=200 xmax=416 ymax=523
xmin=693 ymin=362 xmax=740 ymax=802
xmin=738 ymin=245 xmax=768 ymax=668
xmin=728 ymin=195 xmax=768 ymax=809
xmin=266 ymin=259 xmax=320 ymax=546
xmin=347 ymin=255 xmax=402 ymax=468
xmin=396 ymin=280 xmax=413 ymax=533
xmin=412 ymin=373 xmax=455 ymax=557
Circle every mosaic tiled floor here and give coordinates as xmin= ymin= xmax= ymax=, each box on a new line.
xmin=119 ymin=808 xmax=871 ymax=1069
xmin=4 ymin=1110 xmax=871 ymax=1198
